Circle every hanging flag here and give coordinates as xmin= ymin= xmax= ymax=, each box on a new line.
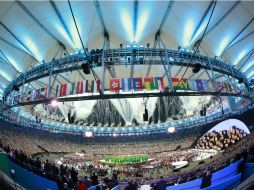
xmin=188 ymin=79 xmax=197 ymax=90
xmin=38 ymin=88 xmax=46 ymax=99
xmin=209 ymin=81 xmax=214 ymax=91
xmin=202 ymin=80 xmax=210 ymax=91
xmin=226 ymin=82 xmax=232 ymax=92
xmin=27 ymin=90 xmax=31 ymax=101
xmin=60 ymin=83 xmax=68 ymax=96
xmin=144 ymin=77 xmax=155 ymax=91
xmin=222 ymin=82 xmax=232 ymax=93
xmin=132 ymin=78 xmax=143 ymax=91
xmin=215 ymin=81 xmax=222 ymax=92
xmin=44 ymin=87 xmax=49 ymax=98
xmin=110 ymin=78 xmax=121 ymax=92
xmin=121 ymin=78 xmax=132 ymax=92
xmin=13 ymin=95 xmax=20 ymax=104
xmin=55 ymin=85 xmax=60 ymax=97
xmin=196 ymin=79 xmax=204 ymax=90
xmin=31 ymin=89 xmax=37 ymax=101
xmin=154 ymin=77 xmax=165 ymax=91
xmin=91 ymin=80 xmax=101 ymax=93
xmin=172 ymin=78 xmax=189 ymax=90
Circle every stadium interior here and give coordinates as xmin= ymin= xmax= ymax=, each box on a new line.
xmin=1 ymin=1 xmax=254 ymax=190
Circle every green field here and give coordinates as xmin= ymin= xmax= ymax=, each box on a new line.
xmin=104 ymin=155 xmax=149 ymax=164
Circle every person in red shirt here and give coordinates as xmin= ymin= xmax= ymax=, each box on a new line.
xmin=76 ymin=180 xmax=88 ymax=190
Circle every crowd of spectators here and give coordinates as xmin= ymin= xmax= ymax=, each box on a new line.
xmin=195 ymin=126 xmax=247 ymax=151
xmin=0 ymin=142 xmax=119 ymax=190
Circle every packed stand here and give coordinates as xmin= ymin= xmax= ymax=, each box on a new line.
xmin=195 ymin=126 xmax=248 ymax=151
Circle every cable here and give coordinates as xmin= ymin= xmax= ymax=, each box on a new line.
xmin=174 ymin=1 xmax=217 ymax=90
xmin=68 ymin=0 xmax=97 ymax=82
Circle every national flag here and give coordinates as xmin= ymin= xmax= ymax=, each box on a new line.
xmin=44 ymin=87 xmax=49 ymax=98
xmin=132 ymin=78 xmax=143 ymax=91
xmin=154 ymin=77 xmax=165 ymax=91
xmin=172 ymin=78 xmax=189 ymax=90
xmin=225 ymin=82 xmax=232 ymax=92
xmin=27 ymin=90 xmax=32 ymax=101
xmin=31 ymin=89 xmax=37 ymax=101
xmin=222 ymin=82 xmax=232 ymax=93
xmin=188 ymin=79 xmax=197 ymax=91
xmin=38 ymin=88 xmax=46 ymax=99
xmin=121 ymin=78 xmax=132 ymax=92
xmin=13 ymin=95 xmax=20 ymax=104
xmin=76 ymin=80 xmax=89 ymax=94
xmin=110 ymin=78 xmax=121 ymax=92
xmin=215 ymin=81 xmax=222 ymax=92
xmin=91 ymin=80 xmax=101 ymax=93
xmin=76 ymin=81 xmax=82 ymax=94
xmin=60 ymin=83 xmax=67 ymax=96
xmin=196 ymin=79 xmax=204 ymax=90
xmin=55 ymin=85 xmax=60 ymax=97
xmin=202 ymin=80 xmax=210 ymax=91
xmin=209 ymin=81 xmax=214 ymax=91
xmin=144 ymin=77 xmax=155 ymax=91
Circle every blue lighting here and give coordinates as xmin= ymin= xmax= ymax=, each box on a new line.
xmin=182 ymin=19 xmax=195 ymax=47
xmin=0 ymin=69 xmax=11 ymax=81
xmin=121 ymin=10 xmax=134 ymax=42
xmin=247 ymin=70 xmax=254 ymax=78
xmin=69 ymin=20 xmax=82 ymax=50
xmin=135 ymin=10 xmax=148 ymax=42
xmin=23 ymin=37 xmax=43 ymax=62
xmin=55 ymin=23 xmax=75 ymax=49
xmin=7 ymin=56 xmax=22 ymax=73
xmin=216 ymin=36 xmax=230 ymax=57
xmin=189 ymin=21 xmax=207 ymax=46
xmin=233 ymin=50 xmax=247 ymax=66
xmin=242 ymin=60 xmax=254 ymax=73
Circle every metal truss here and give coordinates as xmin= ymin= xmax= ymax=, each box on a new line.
xmin=3 ymin=47 xmax=249 ymax=102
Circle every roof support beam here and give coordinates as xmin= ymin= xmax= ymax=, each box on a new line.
xmin=58 ymin=74 xmax=71 ymax=84
xmin=0 ymin=36 xmax=32 ymax=57
xmin=94 ymin=0 xmax=110 ymax=47
xmin=0 ymin=49 xmax=20 ymax=73
xmin=190 ymin=1 xmax=215 ymax=47
xmin=236 ymin=48 xmax=254 ymax=68
xmin=227 ymin=30 xmax=254 ymax=50
xmin=133 ymin=0 xmax=139 ymax=39
xmin=0 ymin=21 xmax=35 ymax=58
xmin=239 ymin=49 xmax=254 ymax=71
xmin=222 ymin=18 xmax=254 ymax=54
xmin=156 ymin=1 xmax=174 ymax=37
xmin=204 ymin=1 xmax=240 ymax=37
xmin=68 ymin=0 xmax=86 ymax=52
xmin=16 ymin=0 xmax=67 ymax=51
xmin=50 ymin=0 xmax=74 ymax=46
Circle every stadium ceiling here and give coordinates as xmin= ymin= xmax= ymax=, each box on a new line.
xmin=0 ymin=0 xmax=254 ymax=98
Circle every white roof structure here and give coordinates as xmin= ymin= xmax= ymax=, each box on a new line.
xmin=0 ymin=1 xmax=254 ymax=98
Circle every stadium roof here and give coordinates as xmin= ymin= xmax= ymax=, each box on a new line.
xmin=0 ymin=1 xmax=254 ymax=98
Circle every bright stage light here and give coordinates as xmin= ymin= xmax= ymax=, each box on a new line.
xmin=50 ymin=99 xmax=58 ymax=107
xmin=83 ymin=131 xmax=93 ymax=138
xmin=167 ymin=127 xmax=176 ymax=133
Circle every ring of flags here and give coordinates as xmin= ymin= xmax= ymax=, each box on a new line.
xmin=9 ymin=77 xmax=242 ymax=104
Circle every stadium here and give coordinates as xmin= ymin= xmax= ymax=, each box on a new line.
xmin=0 ymin=1 xmax=254 ymax=190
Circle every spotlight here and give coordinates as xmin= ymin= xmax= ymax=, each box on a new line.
xmin=192 ymin=63 xmax=201 ymax=73
xmin=178 ymin=46 xmax=181 ymax=51
xmin=81 ymin=63 xmax=90 ymax=74
xmin=50 ymin=99 xmax=58 ymax=107
xmin=147 ymin=43 xmax=150 ymax=48
xmin=13 ymin=85 xmax=19 ymax=91
xmin=238 ymin=78 xmax=243 ymax=84
xmin=120 ymin=44 xmax=123 ymax=48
